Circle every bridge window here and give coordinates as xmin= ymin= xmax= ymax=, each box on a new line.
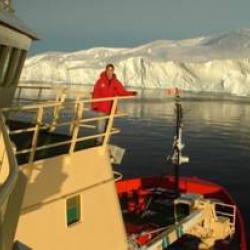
xmin=7 ymin=48 xmax=21 ymax=84
xmin=66 ymin=195 xmax=81 ymax=226
xmin=4 ymin=48 xmax=23 ymax=85
xmin=0 ymin=46 xmax=27 ymax=86
xmin=0 ymin=45 xmax=12 ymax=85
xmin=12 ymin=50 xmax=27 ymax=85
xmin=175 ymin=203 xmax=190 ymax=221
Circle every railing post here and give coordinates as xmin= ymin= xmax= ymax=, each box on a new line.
xmin=49 ymin=89 xmax=66 ymax=132
xmin=37 ymin=87 xmax=42 ymax=101
xmin=69 ymin=95 xmax=81 ymax=135
xmin=28 ymin=106 xmax=43 ymax=164
xmin=0 ymin=129 xmax=5 ymax=168
xmin=0 ymin=150 xmax=9 ymax=185
xmin=233 ymin=205 xmax=236 ymax=226
xmin=69 ymin=101 xmax=84 ymax=154
xmin=17 ymin=87 xmax=22 ymax=104
xmin=102 ymin=97 xmax=118 ymax=147
xmin=0 ymin=127 xmax=6 ymax=183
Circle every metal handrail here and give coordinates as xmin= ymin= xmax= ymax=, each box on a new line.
xmin=0 ymin=113 xmax=18 ymax=207
xmin=15 ymin=84 xmax=90 ymax=105
xmin=215 ymin=202 xmax=236 ymax=226
xmin=8 ymin=113 xmax=126 ymax=135
xmin=2 ymin=95 xmax=133 ymax=112
xmin=1 ymin=95 xmax=134 ymax=165
xmin=0 ymin=96 xmax=134 ymax=112
xmin=113 ymin=171 xmax=123 ymax=182
xmin=15 ymin=129 xmax=120 ymax=155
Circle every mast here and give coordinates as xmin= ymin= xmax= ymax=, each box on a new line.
xmin=167 ymin=88 xmax=189 ymax=197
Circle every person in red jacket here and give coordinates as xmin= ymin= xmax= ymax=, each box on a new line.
xmin=92 ymin=64 xmax=137 ymax=143
xmin=92 ymin=64 xmax=136 ymax=113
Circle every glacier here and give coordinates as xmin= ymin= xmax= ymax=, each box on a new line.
xmin=20 ymin=28 xmax=250 ymax=96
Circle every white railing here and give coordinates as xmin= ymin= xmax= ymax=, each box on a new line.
xmin=15 ymin=84 xmax=90 ymax=104
xmin=2 ymin=95 xmax=134 ymax=165
xmin=215 ymin=202 xmax=236 ymax=227
xmin=15 ymin=84 xmax=53 ymax=103
xmin=0 ymin=112 xmax=18 ymax=219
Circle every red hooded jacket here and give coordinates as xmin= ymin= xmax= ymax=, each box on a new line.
xmin=91 ymin=71 xmax=135 ymax=114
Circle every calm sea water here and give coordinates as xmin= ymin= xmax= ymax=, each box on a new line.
xmin=17 ymin=87 xmax=250 ymax=240
xmin=111 ymin=91 xmax=250 ymax=239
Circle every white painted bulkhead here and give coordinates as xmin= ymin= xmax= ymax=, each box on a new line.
xmin=0 ymin=23 xmax=32 ymax=108
xmin=15 ymin=146 xmax=128 ymax=250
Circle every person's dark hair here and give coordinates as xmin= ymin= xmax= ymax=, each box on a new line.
xmin=106 ymin=64 xmax=115 ymax=70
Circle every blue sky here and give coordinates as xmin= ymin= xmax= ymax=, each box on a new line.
xmin=14 ymin=0 xmax=250 ymax=54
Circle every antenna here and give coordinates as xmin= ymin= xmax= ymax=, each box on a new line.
xmin=167 ymin=88 xmax=189 ymax=197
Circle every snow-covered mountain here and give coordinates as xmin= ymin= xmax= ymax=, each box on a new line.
xmin=21 ymin=28 xmax=250 ymax=96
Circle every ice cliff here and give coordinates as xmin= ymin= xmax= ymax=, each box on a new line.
xmin=20 ymin=28 xmax=250 ymax=96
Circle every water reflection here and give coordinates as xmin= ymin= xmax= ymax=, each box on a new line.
xmin=15 ymin=86 xmax=250 ymax=237
xmin=112 ymin=91 xmax=250 ymax=238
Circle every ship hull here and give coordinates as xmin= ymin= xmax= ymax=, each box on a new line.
xmin=116 ymin=176 xmax=247 ymax=250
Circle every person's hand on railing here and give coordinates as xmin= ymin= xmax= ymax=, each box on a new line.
xmin=131 ymin=91 xmax=137 ymax=96
xmin=166 ymin=87 xmax=183 ymax=97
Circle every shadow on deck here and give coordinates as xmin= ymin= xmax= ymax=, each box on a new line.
xmin=7 ymin=120 xmax=98 ymax=165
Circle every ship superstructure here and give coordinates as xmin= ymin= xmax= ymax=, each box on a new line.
xmin=0 ymin=1 xmax=38 ymax=249
xmin=0 ymin=1 xmax=247 ymax=250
